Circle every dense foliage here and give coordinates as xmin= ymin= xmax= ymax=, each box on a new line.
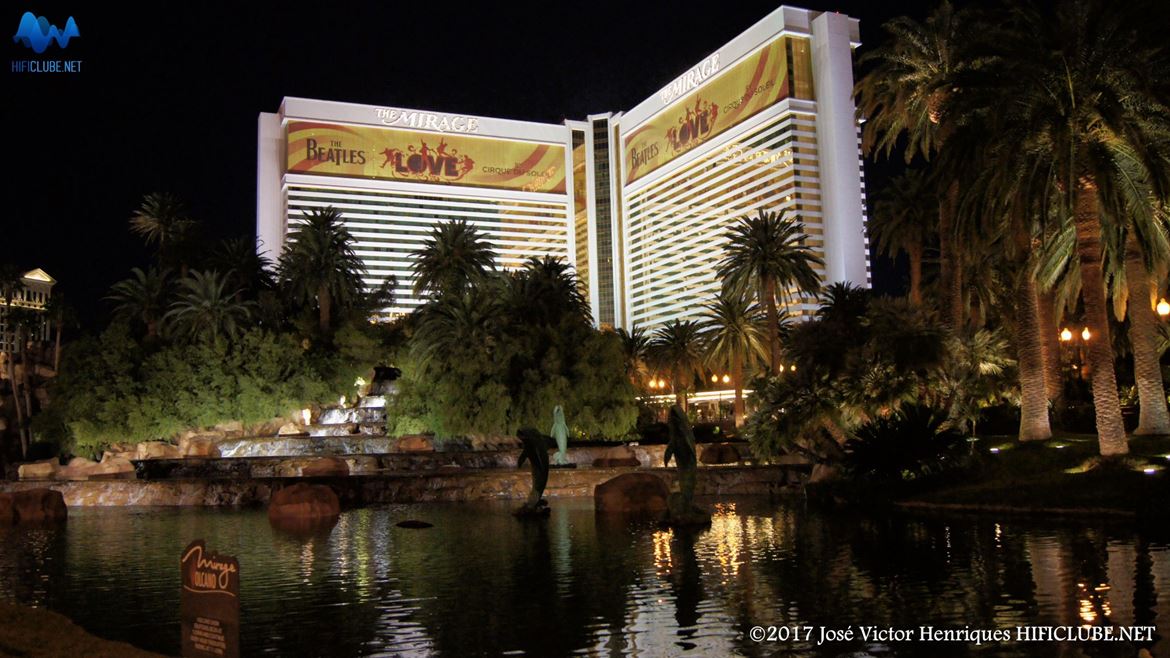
xmin=387 ymin=251 xmax=637 ymax=440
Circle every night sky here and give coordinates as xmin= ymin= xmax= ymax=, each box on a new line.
xmin=7 ymin=1 xmax=935 ymax=327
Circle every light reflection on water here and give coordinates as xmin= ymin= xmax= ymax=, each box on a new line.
xmin=0 ymin=498 xmax=1166 ymax=657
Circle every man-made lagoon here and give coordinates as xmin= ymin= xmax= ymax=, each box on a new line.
xmin=0 ymin=498 xmax=1166 ymax=657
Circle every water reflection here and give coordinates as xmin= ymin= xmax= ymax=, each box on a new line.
xmin=0 ymin=500 xmax=1165 ymax=657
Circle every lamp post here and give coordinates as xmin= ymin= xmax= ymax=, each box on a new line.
xmin=1059 ymin=326 xmax=1091 ymax=380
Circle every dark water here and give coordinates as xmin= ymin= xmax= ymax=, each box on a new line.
xmin=0 ymin=499 xmax=1168 ymax=657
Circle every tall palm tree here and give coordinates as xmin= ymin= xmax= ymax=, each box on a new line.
xmin=649 ymin=319 xmax=705 ymax=411
xmin=1122 ymin=225 xmax=1170 ymax=435
xmin=716 ymin=208 xmax=823 ymax=373
xmin=411 ymin=219 xmax=496 ymax=298
xmin=129 ymin=193 xmax=197 ymax=275
xmin=503 ymin=256 xmax=590 ymax=327
xmin=277 ymin=206 xmax=367 ymax=334
xmin=870 ymin=168 xmax=935 ymax=306
xmin=412 ymin=287 xmax=504 ymax=370
xmin=855 ymin=0 xmax=981 ymax=329
xmin=616 ymin=326 xmax=651 ymax=387
xmin=43 ymin=293 xmax=76 ymax=373
xmin=700 ymin=290 xmax=767 ymax=427
xmin=165 ymin=270 xmax=254 ymax=343
xmin=993 ymin=0 xmax=1170 ymax=455
xmin=106 ymin=267 xmax=172 ymax=340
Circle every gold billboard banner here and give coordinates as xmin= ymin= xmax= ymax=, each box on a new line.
xmin=287 ymin=121 xmax=566 ymax=194
xmin=623 ymin=36 xmax=796 ymax=185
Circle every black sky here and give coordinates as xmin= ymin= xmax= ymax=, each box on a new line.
xmin=7 ymin=1 xmax=935 ymax=325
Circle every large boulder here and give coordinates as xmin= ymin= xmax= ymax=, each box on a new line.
xmin=213 ymin=420 xmax=244 ymax=438
xmin=4 ymin=489 xmax=67 ymax=523
xmin=178 ymin=434 xmax=221 ymax=458
xmin=699 ymin=443 xmax=742 ymax=465
xmin=57 ymin=457 xmax=97 ymax=481
xmin=268 ymin=483 xmax=340 ymax=522
xmin=395 ymin=435 xmax=434 ymax=453
xmin=135 ymin=441 xmax=181 ymax=460
xmin=17 ymin=459 xmax=58 ymax=481
xmin=467 ymin=434 xmax=521 ymax=451
xmin=594 ymin=473 xmax=669 ymax=514
xmin=592 ymin=445 xmax=641 ymax=468
xmin=277 ymin=422 xmax=304 ymax=436
xmin=90 ymin=454 xmax=135 ymax=479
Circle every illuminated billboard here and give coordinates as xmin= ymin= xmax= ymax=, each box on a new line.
xmin=287 ymin=121 xmax=566 ymax=194
xmin=622 ymin=36 xmax=810 ymax=185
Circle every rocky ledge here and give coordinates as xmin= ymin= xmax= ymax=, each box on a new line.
xmin=0 ymin=465 xmax=807 ymax=506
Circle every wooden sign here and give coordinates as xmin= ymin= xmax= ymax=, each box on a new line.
xmin=180 ymin=539 xmax=240 ymax=658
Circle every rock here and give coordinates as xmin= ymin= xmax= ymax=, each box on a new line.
xmin=593 ymin=445 xmax=641 ymax=468
xmin=277 ymin=423 xmax=304 ymax=436
xmin=214 ymin=420 xmax=243 ymax=434
xmin=135 ymin=441 xmax=181 ymax=460
xmin=57 ymin=457 xmax=97 ymax=481
xmin=396 ymin=519 xmax=433 ymax=529
xmin=178 ymin=435 xmax=220 ymax=458
xmin=268 ymin=483 xmax=340 ymax=522
xmin=102 ymin=443 xmax=134 ymax=460
xmin=809 ymin=463 xmax=839 ymax=484
xmin=699 ymin=443 xmax=742 ymax=465
xmin=467 ymin=434 xmax=521 ymax=451
xmin=594 ymin=473 xmax=669 ymax=514
xmin=17 ymin=460 xmax=57 ymax=481
xmin=395 ymin=435 xmax=434 ymax=453
xmin=0 ymin=495 xmax=14 ymax=523
xmin=7 ymin=489 xmax=68 ymax=523
xmin=276 ymin=457 xmax=349 ymax=477
xmin=90 ymin=455 xmax=134 ymax=479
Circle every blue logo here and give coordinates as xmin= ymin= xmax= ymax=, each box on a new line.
xmin=13 ymin=11 xmax=79 ymax=53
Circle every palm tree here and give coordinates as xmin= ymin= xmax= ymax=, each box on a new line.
xmin=106 ymin=267 xmax=171 ymax=340
xmin=855 ymin=0 xmax=981 ymax=329
xmin=870 ymin=169 xmax=936 ymax=306
xmin=129 ymin=193 xmax=197 ymax=275
xmin=277 ymin=206 xmax=367 ymax=334
xmin=43 ymin=293 xmax=76 ymax=373
xmin=413 ymin=287 xmax=504 ymax=370
xmin=165 ymin=271 xmax=254 ymax=343
xmin=716 ymin=208 xmax=823 ymax=373
xmin=700 ymin=290 xmax=767 ymax=427
xmin=616 ymin=326 xmax=652 ymax=387
xmin=991 ymin=0 xmax=1170 ymax=455
xmin=504 ymin=256 xmax=590 ymax=327
xmin=649 ymin=320 xmax=705 ymax=411
xmin=210 ymin=236 xmax=274 ymax=300
xmin=1122 ymin=225 xmax=1170 ymax=435
xmin=411 ymin=219 xmax=496 ymax=298
xmin=0 ymin=266 xmax=28 ymax=457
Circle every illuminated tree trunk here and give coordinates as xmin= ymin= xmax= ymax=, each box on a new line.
xmin=1073 ymin=180 xmax=1128 ymax=456
xmin=732 ymin=344 xmax=745 ymax=428
xmin=762 ymin=275 xmax=780 ymax=373
xmin=1038 ymin=289 xmax=1065 ymax=411
xmin=1016 ymin=273 xmax=1052 ymax=441
xmin=1124 ymin=232 xmax=1170 ymax=435
xmin=938 ymin=180 xmax=965 ymax=330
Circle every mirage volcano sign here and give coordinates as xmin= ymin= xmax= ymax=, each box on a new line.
xmin=180 ymin=539 xmax=240 ymax=658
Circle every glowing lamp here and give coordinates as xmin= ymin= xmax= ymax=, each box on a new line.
xmin=1060 ymin=328 xmax=1073 ymax=342
xmin=1159 ymin=299 xmax=1170 ymax=317
xmin=1081 ymin=327 xmax=1091 ymax=341
xmin=711 ymin=374 xmax=719 ymax=383
xmin=722 ymin=374 xmax=730 ymax=384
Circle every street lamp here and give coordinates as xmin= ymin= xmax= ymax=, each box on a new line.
xmin=1081 ymin=327 xmax=1091 ymax=342
xmin=1060 ymin=327 xmax=1073 ymax=342
xmin=1158 ymin=298 xmax=1170 ymax=317
xmin=721 ymin=374 xmax=730 ymax=384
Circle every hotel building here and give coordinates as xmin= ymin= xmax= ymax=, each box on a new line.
xmin=256 ymin=5 xmax=868 ymax=328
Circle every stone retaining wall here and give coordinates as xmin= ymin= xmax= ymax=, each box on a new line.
xmin=0 ymin=466 xmax=806 ymax=506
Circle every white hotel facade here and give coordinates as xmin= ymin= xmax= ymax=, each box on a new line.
xmin=256 ymin=5 xmax=869 ymax=329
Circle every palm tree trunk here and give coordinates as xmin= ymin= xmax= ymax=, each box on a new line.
xmin=1038 ymin=289 xmax=1065 ymax=411
xmin=732 ymin=346 xmax=745 ymax=428
xmin=908 ymin=241 xmax=924 ymax=307
xmin=318 ymin=284 xmax=332 ymax=334
xmin=1073 ymin=180 xmax=1128 ymax=456
xmin=1016 ymin=273 xmax=1052 ymax=441
xmin=939 ymin=180 xmax=964 ymax=330
xmin=5 ymin=355 xmax=25 ymax=458
xmin=762 ymin=276 xmax=780 ymax=373
xmin=1125 ymin=232 xmax=1170 ymax=435
xmin=53 ymin=317 xmax=61 ymax=373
